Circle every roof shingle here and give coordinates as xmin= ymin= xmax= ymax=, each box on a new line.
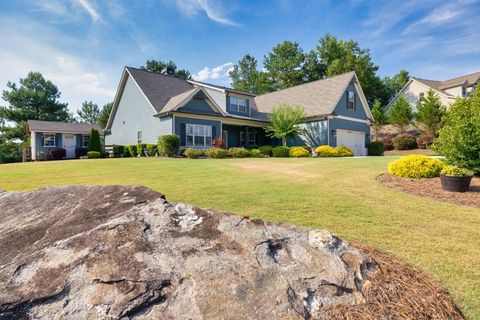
xmin=27 ymin=120 xmax=102 ymax=134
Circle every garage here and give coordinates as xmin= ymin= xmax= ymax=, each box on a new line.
xmin=336 ymin=129 xmax=366 ymax=156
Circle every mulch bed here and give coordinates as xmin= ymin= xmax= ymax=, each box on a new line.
xmin=378 ymin=173 xmax=480 ymax=208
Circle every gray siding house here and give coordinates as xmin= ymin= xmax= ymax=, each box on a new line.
xmin=106 ymin=67 xmax=373 ymax=155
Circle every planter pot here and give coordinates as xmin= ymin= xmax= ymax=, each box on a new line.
xmin=440 ymin=174 xmax=472 ymax=192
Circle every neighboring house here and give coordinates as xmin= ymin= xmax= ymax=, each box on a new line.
xmin=27 ymin=120 xmax=102 ymax=160
xmin=105 ymin=67 xmax=373 ymax=155
xmin=386 ymin=71 xmax=480 ymax=112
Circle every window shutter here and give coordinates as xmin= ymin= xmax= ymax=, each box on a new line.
xmin=212 ymin=126 xmax=217 ymax=139
xmin=346 ymin=91 xmax=349 ymax=109
xmin=226 ymin=95 xmax=230 ymax=112
xmin=246 ymin=99 xmax=250 ymax=115
xmin=180 ymin=123 xmax=186 ymax=146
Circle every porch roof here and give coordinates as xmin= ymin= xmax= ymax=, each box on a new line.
xmin=27 ymin=120 xmax=103 ymax=135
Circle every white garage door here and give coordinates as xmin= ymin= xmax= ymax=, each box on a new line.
xmin=336 ymin=129 xmax=366 ymax=156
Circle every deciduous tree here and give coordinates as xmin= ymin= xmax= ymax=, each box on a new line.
xmin=371 ymin=99 xmax=387 ymax=140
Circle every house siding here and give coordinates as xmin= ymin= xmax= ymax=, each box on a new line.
xmin=333 ymin=82 xmax=368 ymax=119
xmin=328 ymin=118 xmax=370 ymax=147
xmin=106 ymin=75 xmax=171 ymax=145
xmin=179 ymin=98 xmax=221 ymax=116
xmin=289 ymin=120 xmax=329 ymax=147
xmin=198 ymin=87 xmax=227 ymax=113
xmin=34 ymin=132 xmax=62 ymax=156
xmin=174 ymin=116 xmax=221 ymax=148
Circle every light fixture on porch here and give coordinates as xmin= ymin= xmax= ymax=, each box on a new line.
xmin=331 ymin=129 xmax=336 ymax=136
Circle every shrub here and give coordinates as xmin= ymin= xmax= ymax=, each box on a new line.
xmin=137 ymin=143 xmax=147 ymax=157
xmin=289 ymin=147 xmax=310 ymax=157
xmin=88 ymin=129 xmax=102 ymax=152
xmin=315 ymin=145 xmax=338 ymax=157
xmin=416 ymin=134 xmax=434 ymax=149
xmin=335 ymin=146 xmax=354 ymax=157
xmin=248 ymin=149 xmax=264 ymax=158
xmin=75 ymin=147 xmax=88 ymax=158
xmin=228 ymin=147 xmax=249 ymax=158
xmin=388 ymin=155 xmax=444 ymax=178
xmin=258 ymin=145 xmax=273 ymax=157
xmin=393 ymin=135 xmax=418 ymax=150
xmin=367 ymin=141 xmax=384 ymax=156
xmin=158 ymin=134 xmax=180 ymax=157
xmin=441 ymin=165 xmax=474 ymax=177
xmin=123 ymin=146 xmax=131 ymax=158
xmin=272 ymin=146 xmax=290 ymax=157
xmin=207 ymin=148 xmax=229 ymax=159
xmin=112 ymin=145 xmax=124 ymax=158
xmin=381 ymin=138 xmax=394 ymax=151
xmin=146 ymin=144 xmax=158 ymax=157
xmin=212 ymin=137 xmax=225 ymax=149
xmin=87 ymin=151 xmax=101 ymax=159
xmin=0 ymin=142 xmax=21 ymax=163
xmin=127 ymin=144 xmax=137 ymax=157
xmin=47 ymin=148 xmax=66 ymax=160
xmin=247 ymin=144 xmax=260 ymax=150
xmin=184 ymin=148 xmax=205 ymax=159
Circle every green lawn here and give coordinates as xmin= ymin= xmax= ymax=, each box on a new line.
xmin=1 ymin=157 xmax=479 ymax=319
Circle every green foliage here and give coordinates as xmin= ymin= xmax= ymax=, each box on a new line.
xmin=140 ymin=60 xmax=191 ymax=79
xmin=335 ymin=146 xmax=354 ymax=157
xmin=264 ymin=41 xmax=308 ymax=89
xmin=388 ymin=155 xmax=444 ymax=178
xmin=289 ymin=146 xmax=310 ymax=157
xmin=415 ymin=89 xmax=446 ymax=136
xmin=76 ymin=101 xmax=100 ymax=124
xmin=87 ymin=151 xmax=101 ymax=159
xmin=184 ymin=148 xmax=205 ymax=159
xmin=367 ymin=141 xmax=384 ymax=156
xmin=433 ymin=91 xmax=480 ymax=171
xmin=97 ymin=102 xmax=113 ymax=129
xmin=441 ymin=165 xmax=474 ymax=177
xmin=146 ymin=144 xmax=158 ymax=157
xmin=0 ymin=142 xmax=21 ymax=163
xmin=122 ymin=146 xmax=131 ymax=157
xmin=371 ymin=99 xmax=387 ymax=140
xmin=112 ymin=145 xmax=124 ymax=158
xmin=272 ymin=146 xmax=290 ymax=157
xmin=417 ymin=134 xmax=434 ymax=149
xmin=207 ymin=148 xmax=229 ymax=159
xmin=258 ymin=145 xmax=273 ymax=157
xmin=382 ymin=70 xmax=410 ymax=105
xmin=158 ymin=134 xmax=180 ymax=157
xmin=265 ymin=104 xmax=305 ymax=146
xmin=228 ymin=147 xmax=249 ymax=158
xmin=137 ymin=143 xmax=147 ymax=157
xmin=0 ymin=72 xmax=72 ymax=140
xmin=388 ymin=95 xmax=413 ymax=133
xmin=315 ymin=145 xmax=338 ymax=157
xmin=228 ymin=54 xmax=274 ymax=94
xmin=393 ymin=135 xmax=417 ymax=150
xmin=127 ymin=144 xmax=137 ymax=157
xmin=88 ymin=129 xmax=102 ymax=152
xmin=248 ymin=149 xmax=264 ymax=158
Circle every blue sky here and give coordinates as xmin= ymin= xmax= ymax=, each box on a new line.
xmin=0 ymin=0 xmax=479 ymax=112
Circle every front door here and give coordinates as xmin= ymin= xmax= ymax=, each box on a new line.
xmin=63 ymin=134 xmax=76 ymax=158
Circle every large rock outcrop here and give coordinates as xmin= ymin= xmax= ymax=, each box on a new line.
xmin=0 ymin=186 xmax=462 ymax=319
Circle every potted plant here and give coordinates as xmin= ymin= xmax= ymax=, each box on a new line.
xmin=440 ymin=165 xmax=474 ymax=192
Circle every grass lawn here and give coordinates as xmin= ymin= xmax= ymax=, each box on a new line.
xmin=1 ymin=157 xmax=479 ymax=319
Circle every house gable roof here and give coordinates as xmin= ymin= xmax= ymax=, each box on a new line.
xmin=27 ymin=120 xmax=102 ymax=134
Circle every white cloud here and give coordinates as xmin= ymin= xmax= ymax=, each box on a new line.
xmin=193 ymin=62 xmax=234 ymax=82
xmin=75 ymin=0 xmax=102 ymax=22
xmin=174 ymin=0 xmax=240 ymax=26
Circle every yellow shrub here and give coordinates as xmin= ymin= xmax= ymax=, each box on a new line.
xmin=315 ymin=145 xmax=339 ymax=157
xmin=335 ymin=145 xmax=354 ymax=157
xmin=289 ymin=147 xmax=310 ymax=157
xmin=388 ymin=155 xmax=444 ymax=178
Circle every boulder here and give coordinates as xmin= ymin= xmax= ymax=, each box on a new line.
xmin=0 ymin=186 xmax=462 ymax=319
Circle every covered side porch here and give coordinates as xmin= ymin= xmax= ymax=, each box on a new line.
xmin=221 ymin=123 xmax=273 ymax=149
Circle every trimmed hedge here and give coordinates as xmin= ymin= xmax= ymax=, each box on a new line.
xmin=315 ymin=145 xmax=338 ymax=157
xmin=388 ymin=155 xmax=444 ymax=178
xmin=393 ymin=135 xmax=418 ymax=150
xmin=127 ymin=144 xmax=137 ymax=157
xmin=335 ymin=146 xmax=354 ymax=157
xmin=289 ymin=147 xmax=310 ymax=157
xmin=272 ymin=146 xmax=290 ymax=157
xmin=146 ymin=144 xmax=158 ymax=157
xmin=184 ymin=148 xmax=205 ymax=159
xmin=158 ymin=134 xmax=180 ymax=157
xmin=248 ymin=149 xmax=263 ymax=158
xmin=75 ymin=147 xmax=88 ymax=158
xmin=87 ymin=151 xmax=101 ymax=159
xmin=258 ymin=145 xmax=273 ymax=157
xmin=137 ymin=143 xmax=147 ymax=157
xmin=47 ymin=148 xmax=66 ymax=160
xmin=228 ymin=147 xmax=249 ymax=158
xmin=112 ymin=145 xmax=124 ymax=158
xmin=367 ymin=141 xmax=384 ymax=156
xmin=88 ymin=129 xmax=102 ymax=152
xmin=207 ymin=148 xmax=229 ymax=159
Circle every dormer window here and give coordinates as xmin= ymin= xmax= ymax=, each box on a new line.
xmin=347 ymin=91 xmax=355 ymax=110
xmin=230 ymin=96 xmax=247 ymax=113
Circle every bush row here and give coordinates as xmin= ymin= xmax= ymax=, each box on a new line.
xmin=380 ymin=134 xmax=435 ymax=151
xmin=314 ymin=145 xmax=354 ymax=157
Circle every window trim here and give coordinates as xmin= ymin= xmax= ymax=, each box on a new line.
xmin=43 ymin=133 xmax=56 ymax=147
xmin=185 ymin=124 xmax=212 ymax=147
xmin=230 ymin=96 xmax=248 ymax=113
xmin=82 ymin=135 xmax=90 ymax=148
xmin=137 ymin=131 xmax=142 ymax=143
xmin=347 ymin=91 xmax=355 ymax=110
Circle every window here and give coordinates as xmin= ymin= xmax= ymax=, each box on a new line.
xmin=462 ymin=86 xmax=466 ymax=96
xmin=82 ymin=135 xmax=90 ymax=147
xmin=248 ymin=131 xmax=255 ymax=145
xmin=43 ymin=133 xmax=55 ymax=146
xmin=186 ymin=124 xmax=212 ymax=147
xmin=347 ymin=91 xmax=355 ymax=110
xmin=137 ymin=131 xmax=142 ymax=143
xmin=230 ymin=96 xmax=248 ymax=113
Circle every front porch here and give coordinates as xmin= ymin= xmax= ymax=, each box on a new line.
xmin=221 ymin=125 xmax=272 ymax=148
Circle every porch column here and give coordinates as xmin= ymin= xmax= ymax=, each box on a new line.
xmin=244 ymin=126 xmax=249 ymax=148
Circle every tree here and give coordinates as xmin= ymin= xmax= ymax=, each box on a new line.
xmin=76 ymin=101 xmax=100 ymax=124
xmin=265 ymin=104 xmax=305 ymax=146
xmin=387 ymin=95 xmax=413 ymax=133
xmin=316 ymin=34 xmax=384 ymax=105
xmin=264 ymin=41 xmax=306 ymax=90
xmin=415 ymin=89 xmax=446 ymax=136
xmin=433 ymin=91 xmax=480 ymax=171
xmin=371 ymin=99 xmax=387 ymax=140
xmin=0 ymin=72 xmax=71 ymax=140
xmin=97 ymin=102 xmax=113 ymax=129
xmin=140 ymin=60 xmax=191 ymax=79
xmin=229 ymin=54 xmax=273 ymax=94
xmin=88 ymin=128 xmax=102 ymax=152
